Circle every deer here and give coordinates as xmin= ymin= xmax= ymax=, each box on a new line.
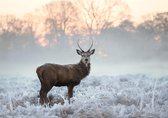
xmin=36 ymin=39 xmax=95 ymax=105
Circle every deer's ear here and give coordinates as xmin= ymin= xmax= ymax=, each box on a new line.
xmin=76 ymin=49 xmax=82 ymax=55
xmin=90 ymin=49 xmax=95 ymax=55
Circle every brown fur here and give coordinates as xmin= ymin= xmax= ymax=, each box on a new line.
xmin=36 ymin=60 xmax=90 ymax=104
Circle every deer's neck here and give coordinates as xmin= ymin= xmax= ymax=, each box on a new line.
xmin=76 ymin=60 xmax=90 ymax=78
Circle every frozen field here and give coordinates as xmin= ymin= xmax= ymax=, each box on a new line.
xmin=0 ymin=74 xmax=168 ymax=118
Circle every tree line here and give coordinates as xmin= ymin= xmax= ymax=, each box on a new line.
xmin=0 ymin=0 xmax=167 ymax=62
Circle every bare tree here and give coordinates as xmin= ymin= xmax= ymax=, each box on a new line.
xmin=22 ymin=14 xmax=35 ymax=34
xmin=0 ymin=15 xmax=23 ymax=49
xmin=75 ymin=0 xmax=130 ymax=36
xmin=43 ymin=1 xmax=79 ymax=37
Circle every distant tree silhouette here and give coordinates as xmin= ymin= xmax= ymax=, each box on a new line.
xmin=43 ymin=1 xmax=79 ymax=48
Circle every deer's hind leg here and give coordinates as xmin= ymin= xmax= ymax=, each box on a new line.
xmin=39 ymin=86 xmax=45 ymax=105
xmin=40 ymin=83 xmax=53 ymax=105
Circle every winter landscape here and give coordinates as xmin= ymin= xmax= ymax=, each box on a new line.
xmin=1 ymin=0 xmax=168 ymax=118
xmin=0 ymin=74 xmax=168 ymax=118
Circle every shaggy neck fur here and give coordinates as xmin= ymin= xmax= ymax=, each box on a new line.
xmin=75 ymin=60 xmax=90 ymax=79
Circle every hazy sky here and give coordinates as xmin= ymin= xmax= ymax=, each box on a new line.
xmin=0 ymin=0 xmax=168 ymax=21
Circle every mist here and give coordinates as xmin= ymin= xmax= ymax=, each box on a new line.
xmin=0 ymin=1 xmax=168 ymax=77
xmin=1 ymin=21 xmax=168 ymax=77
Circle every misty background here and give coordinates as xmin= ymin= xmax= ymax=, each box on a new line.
xmin=0 ymin=0 xmax=168 ymax=77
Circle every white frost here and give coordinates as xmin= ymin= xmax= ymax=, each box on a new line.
xmin=0 ymin=74 xmax=168 ymax=118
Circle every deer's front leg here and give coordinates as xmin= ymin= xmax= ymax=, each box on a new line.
xmin=67 ymin=85 xmax=74 ymax=103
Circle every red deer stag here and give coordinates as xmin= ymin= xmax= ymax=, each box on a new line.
xmin=36 ymin=39 xmax=95 ymax=105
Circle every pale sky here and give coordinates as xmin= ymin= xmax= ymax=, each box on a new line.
xmin=0 ymin=0 xmax=168 ymax=21
xmin=124 ymin=0 xmax=168 ymax=20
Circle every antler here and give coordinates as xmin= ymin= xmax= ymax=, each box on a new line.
xmin=87 ymin=38 xmax=93 ymax=52
xmin=77 ymin=39 xmax=84 ymax=52
xmin=77 ymin=38 xmax=93 ymax=52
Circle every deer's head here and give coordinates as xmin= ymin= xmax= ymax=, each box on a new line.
xmin=76 ymin=39 xmax=95 ymax=66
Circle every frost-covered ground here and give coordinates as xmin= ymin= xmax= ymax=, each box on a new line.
xmin=0 ymin=74 xmax=168 ymax=118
